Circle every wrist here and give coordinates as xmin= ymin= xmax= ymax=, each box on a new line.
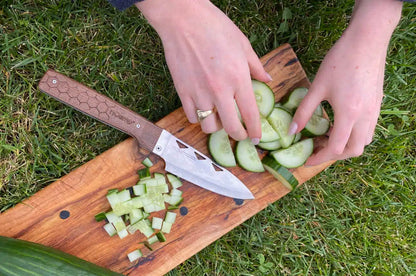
xmin=135 ymin=0 xmax=211 ymax=34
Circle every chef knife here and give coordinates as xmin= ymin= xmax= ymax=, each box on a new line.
xmin=38 ymin=70 xmax=254 ymax=199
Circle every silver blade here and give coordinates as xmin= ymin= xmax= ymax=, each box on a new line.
xmin=152 ymin=130 xmax=254 ymax=199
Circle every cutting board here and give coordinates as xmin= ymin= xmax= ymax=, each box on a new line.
xmin=0 ymin=44 xmax=334 ymax=275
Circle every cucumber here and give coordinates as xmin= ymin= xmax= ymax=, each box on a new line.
xmin=0 ymin=236 xmax=121 ymax=276
xmin=281 ymin=87 xmax=324 ymax=116
xmin=257 ymin=139 xmax=281 ymax=151
xmin=301 ymin=114 xmax=330 ymax=137
xmin=281 ymin=87 xmax=308 ymax=110
xmin=252 ymin=80 xmax=275 ymax=117
xmin=267 ymin=107 xmax=295 ymax=148
xmin=235 ymin=138 xmax=264 ymax=172
xmin=260 ymin=117 xmax=280 ymax=142
xmin=262 ymin=155 xmax=298 ymax=190
xmin=208 ymin=129 xmax=236 ymax=167
xmin=270 ymin=138 xmax=314 ymax=168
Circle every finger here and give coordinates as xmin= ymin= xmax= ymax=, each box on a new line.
xmin=196 ymin=103 xmax=223 ymax=134
xmin=235 ymin=77 xmax=262 ymax=142
xmin=247 ymin=48 xmax=272 ymax=83
xmin=305 ymin=112 xmax=354 ymax=166
xmin=216 ymin=94 xmax=248 ymax=141
xmin=341 ymin=120 xmax=370 ymax=159
xmin=181 ymin=95 xmax=198 ymax=123
xmin=290 ymin=84 xmax=326 ymax=135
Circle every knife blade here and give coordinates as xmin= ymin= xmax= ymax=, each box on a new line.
xmin=38 ymin=70 xmax=254 ymax=199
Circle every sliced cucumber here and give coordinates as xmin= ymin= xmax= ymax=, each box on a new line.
xmin=302 ymin=114 xmax=330 ymax=137
xmin=208 ymin=129 xmax=236 ymax=167
xmin=257 ymin=139 xmax=281 ymax=151
xmin=293 ymin=132 xmax=302 ymax=143
xmin=252 ymin=80 xmax=275 ymax=117
xmin=270 ymin=138 xmax=314 ymax=168
xmin=281 ymin=87 xmax=325 ymax=117
xmin=267 ymin=107 xmax=295 ymax=148
xmin=281 ymin=87 xmax=308 ymax=110
xmin=260 ymin=117 xmax=280 ymax=142
xmin=235 ymin=139 xmax=264 ymax=172
xmin=262 ymin=155 xmax=298 ymax=190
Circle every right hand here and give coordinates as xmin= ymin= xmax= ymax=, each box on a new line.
xmin=136 ymin=0 xmax=271 ymax=142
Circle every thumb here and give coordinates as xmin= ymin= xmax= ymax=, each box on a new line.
xmin=289 ymin=84 xmax=325 ymax=135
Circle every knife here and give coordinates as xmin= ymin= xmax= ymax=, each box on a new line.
xmin=38 ymin=70 xmax=254 ymax=199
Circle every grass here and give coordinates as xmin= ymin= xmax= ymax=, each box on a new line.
xmin=1 ymin=0 xmax=415 ymax=275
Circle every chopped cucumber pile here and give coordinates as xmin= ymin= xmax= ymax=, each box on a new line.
xmin=208 ymin=82 xmax=330 ymax=191
xmin=95 ymin=164 xmax=184 ymax=263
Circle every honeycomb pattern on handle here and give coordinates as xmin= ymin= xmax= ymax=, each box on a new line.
xmin=39 ymin=71 xmax=116 ymax=121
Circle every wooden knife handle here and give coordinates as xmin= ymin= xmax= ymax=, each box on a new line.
xmin=38 ymin=69 xmax=163 ymax=152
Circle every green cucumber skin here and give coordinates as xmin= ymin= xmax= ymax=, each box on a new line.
xmin=261 ymin=155 xmax=298 ymax=190
xmin=0 ymin=236 xmax=121 ymax=276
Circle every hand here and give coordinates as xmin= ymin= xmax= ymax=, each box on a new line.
xmin=136 ymin=0 xmax=271 ymax=142
xmin=289 ymin=0 xmax=403 ymax=166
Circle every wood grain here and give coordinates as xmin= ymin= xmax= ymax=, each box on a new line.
xmin=0 ymin=44 xmax=334 ymax=275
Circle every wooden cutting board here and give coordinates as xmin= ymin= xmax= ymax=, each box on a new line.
xmin=0 ymin=44 xmax=334 ymax=275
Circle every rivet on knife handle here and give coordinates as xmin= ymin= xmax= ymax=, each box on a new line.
xmin=38 ymin=70 xmax=163 ymax=152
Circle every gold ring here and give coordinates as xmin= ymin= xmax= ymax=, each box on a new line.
xmin=196 ymin=108 xmax=215 ymax=121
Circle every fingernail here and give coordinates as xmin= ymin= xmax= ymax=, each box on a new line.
xmin=288 ymin=122 xmax=297 ymax=135
xmin=251 ymin=138 xmax=260 ymax=145
xmin=266 ymin=73 xmax=273 ymax=82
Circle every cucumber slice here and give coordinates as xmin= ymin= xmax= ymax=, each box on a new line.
xmin=260 ymin=117 xmax=280 ymax=142
xmin=302 ymin=114 xmax=330 ymax=137
xmin=257 ymin=139 xmax=281 ymax=151
xmin=270 ymin=138 xmax=314 ymax=168
xmin=208 ymin=129 xmax=236 ymax=167
xmin=252 ymin=80 xmax=275 ymax=117
xmin=267 ymin=107 xmax=295 ymax=148
xmin=293 ymin=132 xmax=302 ymax=143
xmin=281 ymin=87 xmax=308 ymax=110
xmin=235 ymin=139 xmax=264 ymax=172
xmin=151 ymin=217 xmax=163 ymax=230
xmin=281 ymin=87 xmax=324 ymax=117
xmin=127 ymin=249 xmax=143 ymax=262
xmin=142 ymin=157 xmax=153 ymax=168
xmin=262 ymin=155 xmax=298 ymax=190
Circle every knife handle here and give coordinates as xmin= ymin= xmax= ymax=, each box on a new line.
xmin=38 ymin=70 xmax=163 ymax=152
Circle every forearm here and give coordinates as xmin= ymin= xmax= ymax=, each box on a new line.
xmin=349 ymin=0 xmax=403 ymax=47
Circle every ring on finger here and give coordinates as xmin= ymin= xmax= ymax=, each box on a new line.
xmin=196 ymin=107 xmax=216 ymax=122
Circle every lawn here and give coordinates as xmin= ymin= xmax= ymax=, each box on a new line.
xmin=1 ymin=0 xmax=415 ymax=275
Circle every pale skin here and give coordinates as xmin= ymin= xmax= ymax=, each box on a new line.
xmin=136 ymin=0 xmax=403 ymax=166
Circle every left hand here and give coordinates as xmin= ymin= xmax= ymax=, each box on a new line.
xmin=289 ymin=0 xmax=403 ymax=166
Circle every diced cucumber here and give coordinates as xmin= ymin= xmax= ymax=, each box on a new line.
xmin=129 ymin=208 xmax=144 ymax=224
xmin=113 ymin=197 xmax=143 ymax=216
xmin=281 ymin=87 xmax=308 ymax=110
xmin=164 ymin=194 xmax=183 ymax=206
xmin=270 ymin=138 xmax=314 ymax=168
xmin=260 ymin=117 xmax=280 ymax=142
xmin=142 ymin=157 xmax=153 ymax=168
xmin=208 ymin=129 xmax=236 ymax=167
xmin=138 ymin=168 xmax=151 ymax=179
xmin=94 ymin=212 xmax=107 ymax=222
xmin=156 ymin=232 xmax=166 ymax=242
xmin=257 ymin=139 xmax=281 ymax=151
xmin=127 ymin=219 xmax=154 ymax=237
xmin=117 ymin=228 xmax=129 ymax=239
xmin=133 ymin=184 xmax=146 ymax=196
xmin=302 ymin=114 xmax=330 ymax=137
xmin=167 ymin=173 xmax=183 ymax=189
xmin=152 ymin=217 xmax=163 ymax=230
xmin=262 ymin=155 xmax=298 ymax=190
xmin=127 ymin=249 xmax=143 ymax=262
xmin=103 ymin=223 xmax=117 ymax=237
xmin=164 ymin=212 xmax=177 ymax=224
xmin=235 ymin=139 xmax=264 ymax=172
xmin=147 ymin=235 xmax=159 ymax=245
xmin=141 ymin=193 xmax=165 ymax=213
xmin=161 ymin=221 xmax=173 ymax=234
xmin=267 ymin=107 xmax=295 ymax=148
xmin=252 ymin=80 xmax=275 ymax=117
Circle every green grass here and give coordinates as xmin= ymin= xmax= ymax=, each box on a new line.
xmin=1 ymin=0 xmax=415 ymax=275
